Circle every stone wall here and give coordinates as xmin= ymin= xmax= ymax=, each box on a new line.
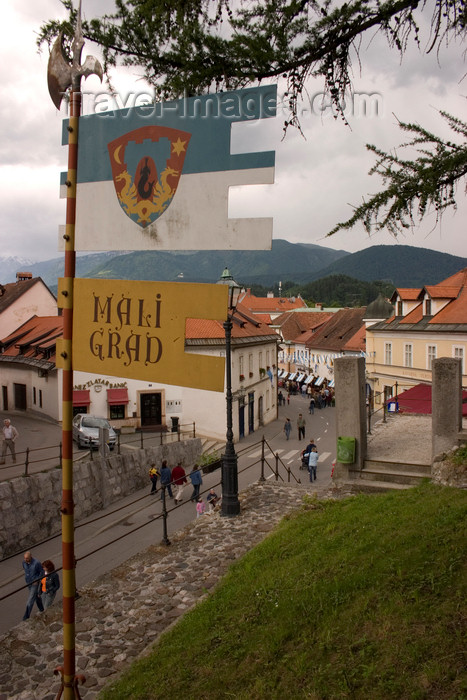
xmin=0 ymin=439 xmax=202 ymax=558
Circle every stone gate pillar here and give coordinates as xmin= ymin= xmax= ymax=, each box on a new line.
xmin=432 ymin=357 xmax=462 ymax=460
xmin=334 ymin=356 xmax=367 ymax=480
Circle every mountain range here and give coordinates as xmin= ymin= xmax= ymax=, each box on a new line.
xmin=1 ymin=240 xmax=465 ymax=291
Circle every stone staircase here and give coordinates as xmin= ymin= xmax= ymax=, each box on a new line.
xmin=348 ymin=459 xmax=432 ymax=494
xmin=199 ymin=436 xmax=225 ymax=458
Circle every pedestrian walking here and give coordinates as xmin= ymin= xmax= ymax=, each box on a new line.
xmin=307 ymin=446 xmax=319 ymax=482
xmin=160 ymin=460 xmax=173 ymax=499
xmin=196 ymin=497 xmax=206 ymax=518
xmin=309 ymin=396 xmax=315 ymax=414
xmin=1 ymin=418 xmax=19 ymax=464
xmin=283 ymin=418 xmax=292 ymax=440
xmin=172 ymin=463 xmax=187 ymax=504
xmin=22 ymin=551 xmax=44 ymax=620
xmin=148 ymin=463 xmax=159 ymax=494
xmin=41 ymin=560 xmax=60 ymax=609
xmin=189 ymin=465 xmax=203 ymax=501
xmin=297 ymin=413 xmax=306 ymax=441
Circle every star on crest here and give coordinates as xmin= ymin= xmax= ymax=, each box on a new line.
xmin=172 ymin=138 xmax=187 ymax=156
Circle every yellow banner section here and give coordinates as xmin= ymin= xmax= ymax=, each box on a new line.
xmin=59 ymin=279 xmax=228 ymax=392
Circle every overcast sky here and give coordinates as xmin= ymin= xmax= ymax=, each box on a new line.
xmin=0 ymin=0 xmax=466 ymax=262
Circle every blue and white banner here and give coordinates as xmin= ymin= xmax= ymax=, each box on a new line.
xmin=60 ymin=86 xmax=276 ymax=251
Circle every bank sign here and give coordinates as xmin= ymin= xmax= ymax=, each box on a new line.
xmin=58 ymin=279 xmax=228 ymax=392
xmin=60 ymin=85 xmax=276 ymax=252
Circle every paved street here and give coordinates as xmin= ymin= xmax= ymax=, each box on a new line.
xmin=0 ymin=394 xmax=336 ymax=634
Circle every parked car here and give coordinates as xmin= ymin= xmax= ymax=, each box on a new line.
xmin=72 ymin=414 xmax=117 ymax=450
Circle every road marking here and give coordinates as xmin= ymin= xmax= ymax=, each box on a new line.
xmin=282 ymin=450 xmax=300 ymax=460
xmin=318 ymin=451 xmax=331 ymax=462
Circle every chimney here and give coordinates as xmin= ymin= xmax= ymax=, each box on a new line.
xmin=267 ymin=291 xmax=274 ymax=298
xmin=316 ymin=302 xmax=323 ymax=310
xmin=16 ymin=272 xmax=32 ymax=282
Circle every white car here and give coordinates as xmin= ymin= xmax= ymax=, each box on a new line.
xmin=72 ymin=414 xmax=117 ymax=450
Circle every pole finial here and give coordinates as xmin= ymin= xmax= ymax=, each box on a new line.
xmin=47 ymin=0 xmax=103 ymax=109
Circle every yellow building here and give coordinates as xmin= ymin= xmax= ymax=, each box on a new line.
xmin=366 ymin=268 xmax=467 ymax=404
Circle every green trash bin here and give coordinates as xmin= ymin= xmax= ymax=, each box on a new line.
xmin=337 ymin=436 xmax=356 ymax=464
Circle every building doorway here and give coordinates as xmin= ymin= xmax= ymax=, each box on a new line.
xmin=258 ymin=396 xmax=263 ymax=426
xmin=248 ymin=392 xmax=255 ymax=434
xmin=14 ymin=383 xmax=26 ymax=410
xmin=140 ymin=392 xmax=162 ymax=428
xmin=238 ymin=398 xmax=245 ymax=439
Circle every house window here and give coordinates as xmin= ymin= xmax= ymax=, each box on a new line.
xmin=425 ymin=298 xmax=432 ymax=315
xmin=109 ymin=404 xmax=126 ymax=420
xmin=397 ymin=300 xmax=403 ymax=316
xmin=266 ymin=350 xmax=270 ymax=367
xmin=404 ymin=344 xmax=413 ymax=368
xmin=249 ymin=353 xmax=253 ymax=375
xmin=427 ymin=345 xmax=437 ymax=370
xmin=73 ymin=405 xmax=87 ymax=417
xmin=266 ymin=389 xmax=270 ymax=409
xmin=385 ymin=343 xmax=392 ymax=365
xmin=259 ymin=352 xmax=263 ymax=371
xmin=453 ymin=346 xmax=464 ymax=374
xmin=39 ymin=390 xmax=43 ymax=408
xmin=239 ymin=355 xmax=244 ymax=376
xmin=33 ymin=387 xmax=36 ymax=405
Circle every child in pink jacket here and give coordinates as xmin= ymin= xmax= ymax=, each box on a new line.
xmin=196 ymin=498 xmax=206 ymax=518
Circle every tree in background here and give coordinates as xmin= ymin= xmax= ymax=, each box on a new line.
xmin=39 ymin=0 xmax=467 ymax=237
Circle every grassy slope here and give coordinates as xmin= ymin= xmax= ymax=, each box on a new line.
xmin=99 ymin=483 xmax=466 ymax=700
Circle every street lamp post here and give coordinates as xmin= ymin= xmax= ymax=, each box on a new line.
xmin=221 ymin=284 xmax=241 ymax=517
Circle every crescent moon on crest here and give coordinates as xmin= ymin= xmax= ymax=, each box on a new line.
xmin=114 ymin=145 xmax=123 ymax=164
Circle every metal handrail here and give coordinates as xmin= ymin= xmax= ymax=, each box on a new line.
xmin=0 ymin=422 xmax=197 ymax=479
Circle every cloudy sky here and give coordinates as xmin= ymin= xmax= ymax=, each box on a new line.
xmin=1 ymin=0 xmax=466 ymax=263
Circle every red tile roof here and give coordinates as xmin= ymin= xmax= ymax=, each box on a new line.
xmin=272 ymin=311 xmax=333 ymax=342
xmin=239 ymin=289 xmax=307 ymax=313
xmin=306 ymin=308 xmax=367 ymax=351
xmin=399 ymin=303 xmax=423 ymax=324
xmin=343 ymin=323 xmax=366 ymax=352
xmin=428 ymin=284 xmax=467 ymax=324
xmin=423 ymin=285 xmax=460 ymax=299
xmin=185 ymin=302 xmax=278 ymax=341
xmin=391 ymin=288 xmax=422 ymax=302
xmin=1 ymin=316 xmax=63 ymax=364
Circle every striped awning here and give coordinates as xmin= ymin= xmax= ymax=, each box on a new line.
xmin=314 ymin=376 xmax=325 ymax=387
xmin=296 ymin=373 xmax=305 ymax=382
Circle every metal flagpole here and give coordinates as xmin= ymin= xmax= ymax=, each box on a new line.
xmin=47 ymin=3 xmax=102 ymax=697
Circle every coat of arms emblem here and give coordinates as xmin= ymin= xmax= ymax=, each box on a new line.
xmin=108 ymin=126 xmax=191 ymax=228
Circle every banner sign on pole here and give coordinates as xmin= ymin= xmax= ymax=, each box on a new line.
xmin=57 ymin=279 xmax=228 ymax=392
xmin=60 ymin=85 xmax=276 ymax=252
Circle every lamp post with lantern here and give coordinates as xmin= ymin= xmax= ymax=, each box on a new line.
xmin=218 ymin=269 xmax=242 ymax=517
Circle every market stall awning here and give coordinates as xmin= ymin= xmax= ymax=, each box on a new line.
xmin=328 ymin=379 xmax=335 ymax=388
xmin=288 ymin=372 xmax=297 ymax=381
xmin=314 ymin=376 xmax=325 ymax=387
xmin=107 ymin=387 xmax=129 ymax=405
xmin=304 ymin=375 xmax=315 ymax=384
xmin=296 ymin=373 xmax=305 ymax=382
xmin=389 ymin=384 xmax=467 ymax=415
xmin=72 ymin=389 xmax=91 ymax=406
